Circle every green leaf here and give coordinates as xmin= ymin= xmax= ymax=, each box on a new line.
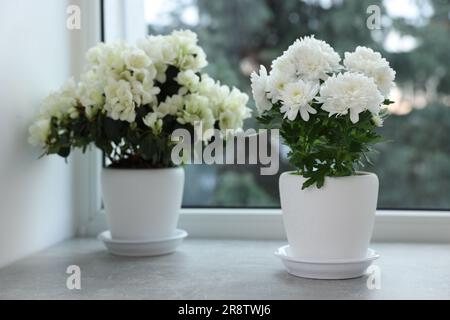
xmin=57 ymin=146 xmax=71 ymax=158
xmin=103 ymin=117 xmax=126 ymax=144
xmin=139 ymin=134 xmax=155 ymax=160
xmin=259 ymin=106 xmax=387 ymax=189
xmin=301 ymin=177 xmax=316 ymax=190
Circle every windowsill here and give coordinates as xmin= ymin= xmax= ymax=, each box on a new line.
xmin=83 ymin=209 xmax=450 ymax=242
xmin=1 ymin=238 xmax=449 ymax=299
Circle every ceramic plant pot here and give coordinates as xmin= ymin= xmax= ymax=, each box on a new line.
xmin=101 ymin=167 xmax=185 ymax=241
xmin=279 ymin=171 xmax=379 ymax=261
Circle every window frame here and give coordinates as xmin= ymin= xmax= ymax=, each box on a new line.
xmin=74 ymin=0 xmax=450 ymax=242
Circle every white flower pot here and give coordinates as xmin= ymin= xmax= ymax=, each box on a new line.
xmin=101 ymin=167 xmax=184 ymax=241
xmin=279 ymin=171 xmax=379 ymax=261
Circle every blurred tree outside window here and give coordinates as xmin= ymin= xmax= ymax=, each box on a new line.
xmin=143 ymin=0 xmax=450 ymax=209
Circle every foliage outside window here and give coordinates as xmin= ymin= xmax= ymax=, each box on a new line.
xmin=142 ymin=0 xmax=449 ymax=209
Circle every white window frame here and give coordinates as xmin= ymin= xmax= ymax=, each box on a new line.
xmin=73 ymin=0 xmax=450 ymax=242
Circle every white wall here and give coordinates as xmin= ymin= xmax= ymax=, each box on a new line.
xmin=0 ymin=0 xmax=79 ymax=267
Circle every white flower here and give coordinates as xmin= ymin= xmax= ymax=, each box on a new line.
xmin=156 ymin=94 xmax=184 ymax=116
xmin=124 ymin=48 xmax=151 ymax=70
xmin=177 ymin=94 xmax=213 ymax=125
xmin=264 ymin=36 xmax=340 ymax=106
xmin=83 ymin=41 xmax=161 ymax=117
xmin=317 ymin=72 xmax=384 ymax=123
xmin=223 ymin=88 xmax=250 ymax=115
xmin=300 ymin=36 xmax=342 ymax=72
xmin=177 ymin=93 xmax=215 ymax=139
xmin=372 ymin=114 xmax=384 ymax=127
xmin=280 ymin=80 xmax=319 ymax=121
xmin=219 ymin=88 xmax=251 ymax=129
xmin=138 ymin=30 xmax=208 ymax=73
xmin=176 ymin=70 xmax=200 ymax=94
xmin=273 ymin=35 xmax=341 ymax=82
xmin=171 ymin=30 xmax=208 ymax=71
xmin=78 ymin=70 xmax=105 ymax=119
xmin=153 ymin=63 xmax=169 ymax=83
xmin=137 ymin=35 xmax=176 ymax=65
xmin=104 ymin=79 xmax=136 ymax=122
xmin=41 ymin=79 xmax=79 ymax=119
xmin=143 ymin=112 xmax=163 ymax=135
xmin=193 ymin=76 xmax=228 ymax=118
xmin=219 ymin=110 xmax=240 ymax=131
xmin=250 ymin=65 xmax=272 ymax=113
xmin=87 ymin=42 xmax=128 ymax=73
xmin=29 ymin=30 xmax=251 ymax=156
xmin=137 ymin=35 xmax=174 ymax=83
xmin=344 ymin=46 xmax=396 ymax=97
xmin=79 ymin=84 xmax=103 ymax=108
xmin=101 ymin=42 xmax=127 ymax=72
xmin=28 ymin=118 xmax=50 ymax=146
xmin=198 ymin=77 xmax=229 ymax=115
xmin=266 ymin=69 xmax=296 ymax=103
xmin=196 ymin=73 xmax=216 ymax=95
xmin=86 ymin=44 xmax=104 ymax=65
xmin=127 ymin=69 xmax=160 ymax=106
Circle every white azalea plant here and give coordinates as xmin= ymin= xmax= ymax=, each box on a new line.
xmin=251 ymin=36 xmax=395 ymax=188
xmin=29 ymin=30 xmax=251 ymax=168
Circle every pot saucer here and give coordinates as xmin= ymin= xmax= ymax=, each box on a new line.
xmin=274 ymin=245 xmax=379 ymax=279
xmin=98 ymin=229 xmax=188 ymax=257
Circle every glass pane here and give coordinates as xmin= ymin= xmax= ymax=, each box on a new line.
xmin=144 ymin=0 xmax=450 ymax=209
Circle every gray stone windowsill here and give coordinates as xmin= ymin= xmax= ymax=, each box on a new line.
xmin=0 ymin=239 xmax=449 ymax=299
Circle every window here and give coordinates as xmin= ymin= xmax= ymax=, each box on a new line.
xmin=144 ymin=0 xmax=450 ymax=210
xmin=102 ymin=0 xmax=450 ymax=210
xmin=73 ymin=0 xmax=450 ymax=241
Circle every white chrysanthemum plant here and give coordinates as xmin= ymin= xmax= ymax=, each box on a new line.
xmin=251 ymin=36 xmax=395 ymax=189
xmin=29 ymin=30 xmax=251 ymax=168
